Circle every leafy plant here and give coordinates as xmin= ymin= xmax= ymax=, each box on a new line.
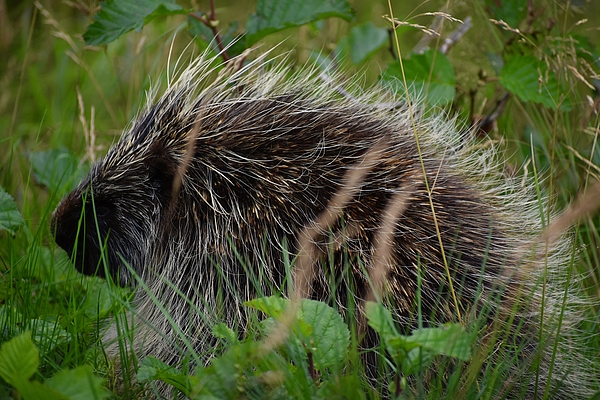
xmin=0 ymin=332 xmax=110 ymax=400
xmin=137 ymin=296 xmax=474 ymax=399
xmin=2 ymin=0 xmax=599 ymax=398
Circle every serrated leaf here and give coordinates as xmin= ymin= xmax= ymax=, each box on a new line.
xmin=29 ymin=318 xmax=70 ymax=355
xmin=500 ymin=55 xmax=572 ymax=110
xmin=0 ymin=187 xmax=24 ymax=235
xmin=381 ymin=49 xmax=456 ymax=105
xmin=246 ymin=0 xmax=353 ymax=46
xmin=28 ymin=148 xmax=87 ymax=196
xmin=347 ymin=22 xmax=388 ymax=65
xmin=45 ymin=365 xmax=111 ymax=400
xmin=84 ymin=0 xmax=189 ymax=46
xmin=0 ymin=331 xmax=39 ymax=385
xmin=211 ymin=323 xmax=238 ymax=344
xmin=298 ymin=299 xmax=350 ymax=370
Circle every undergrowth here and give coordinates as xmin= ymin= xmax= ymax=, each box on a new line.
xmin=1 ymin=0 xmax=600 ymax=399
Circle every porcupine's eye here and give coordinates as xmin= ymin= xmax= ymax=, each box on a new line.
xmin=91 ymin=203 xmax=112 ymax=219
xmin=146 ymin=141 xmax=177 ymax=202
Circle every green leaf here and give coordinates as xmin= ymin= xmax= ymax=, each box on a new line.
xmin=486 ymin=0 xmax=526 ymax=29
xmin=84 ymin=0 xmax=189 ymax=46
xmin=0 ymin=187 xmax=24 ymax=235
xmin=298 ymin=299 xmax=350 ymax=370
xmin=246 ymin=0 xmax=354 ymax=46
xmin=381 ymin=49 xmax=456 ymax=106
xmin=211 ymin=323 xmax=238 ymax=344
xmin=18 ymin=381 xmax=67 ymax=400
xmin=191 ymin=342 xmax=259 ymax=399
xmin=45 ymin=365 xmax=111 ymax=400
xmin=29 ymin=318 xmax=70 ymax=355
xmin=365 ymin=301 xmax=401 ymax=362
xmin=347 ymin=22 xmax=389 ymax=65
xmin=81 ymin=283 xmax=113 ymax=320
xmin=317 ymin=374 xmax=367 ymax=399
xmin=401 ymin=346 xmax=434 ymax=375
xmin=244 ymin=296 xmax=289 ymax=318
xmin=571 ymin=34 xmax=600 ymax=64
xmin=365 ymin=301 xmax=399 ymax=341
xmin=0 ymin=331 xmax=39 ymax=385
xmin=138 ymin=357 xmax=192 ymax=394
xmin=403 ymin=324 xmax=471 ymax=361
xmin=28 ymin=148 xmax=87 ymax=196
xmin=366 ymin=303 xmax=471 ymax=372
xmin=500 ymin=55 xmax=572 ymax=110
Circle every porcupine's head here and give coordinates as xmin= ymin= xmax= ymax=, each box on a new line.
xmin=51 ymin=91 xmax=191 ymax=286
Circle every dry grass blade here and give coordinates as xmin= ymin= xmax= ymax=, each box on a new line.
xmin=259 ymin=142 xmax=385 ymax=354
xmin=365 ymin=171 xmax=420 ymax=303
xmin=541 ymin=180 xmax=600 ymax=245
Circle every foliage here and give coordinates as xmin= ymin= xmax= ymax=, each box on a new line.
xmin=137 ymin=297 xmax=472 ymax=398
xmin=1 ymin=0 xmax=599 ymax=398
xmin=0 ymin=332 xmax=110 ymax=400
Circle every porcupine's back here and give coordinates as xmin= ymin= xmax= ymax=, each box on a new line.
xmin=52 ymin=52 xmax=592 ymax=397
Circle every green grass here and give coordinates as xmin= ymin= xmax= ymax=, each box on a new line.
xmin=1 ymin=0 xmax=600 ymax=399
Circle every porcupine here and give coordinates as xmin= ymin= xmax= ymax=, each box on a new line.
xmin=51 ymin=52 xmax=594 ymax=398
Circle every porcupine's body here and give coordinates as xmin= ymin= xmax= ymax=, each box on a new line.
xmin=52 ymin=53 xmax=592 ymax=397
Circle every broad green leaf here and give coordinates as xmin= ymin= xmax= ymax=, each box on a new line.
xmin=28 ymin=148 xmax=87 ymax=196
xmin=365 ymin=301 xmax=401 ymax=361
xmin=365 ymin=301 xmax=399 ymax=340
xmin=246 ymin=0 xmax=353 ymax=46
xmin=138 ymin=357 xmax=192 ymax=394
xmin=500 ymin=55 xmax=572 ymax=110
xmin=298 ymin=299 xmax=350 ymax=370
xmin=84 ymin=0 xmax=189 ymax=46
xmin=402 ymin=346 xmax=434 ymax=375
xmin=0 ymin=331 xmax=39 ymax=385
xmin=16 ymin=381 xmax=66 ymax=400
xmin=45 ymin=365 xmax=111 ymax=400
xmin=81 ymin=283 xmax=113 ymax=319
xmin=403 ymin=323 xmax=471 ymax=361
xmin=347 ymin=22 xmax=388 ymax=65
xmin=0 ymin=187 xmax=24 ymax=235
xmin=486 ymin=0 xmax=526 ymax=29
xmin=381 ymin=49 xmax=456 ymax=106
